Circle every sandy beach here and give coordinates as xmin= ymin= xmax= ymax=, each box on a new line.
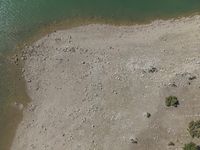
xmin=11 ymin=15 xmax=200 ymax=150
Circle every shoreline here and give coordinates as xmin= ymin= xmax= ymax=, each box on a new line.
xmin=15 ymin=12 xmax=200 ymax=52
xmin=0 ymin=14 xmax=189 ymax=150
xmin=11 ymin=15 xmax=200 ymax=149
xmin=0 ymin=50 xmax=30 ymax=150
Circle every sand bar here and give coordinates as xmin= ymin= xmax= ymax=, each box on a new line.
xmin=11 ymin=15 xmax=200 ymax=150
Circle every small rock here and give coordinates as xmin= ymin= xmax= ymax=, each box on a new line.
xmin=148 ymin=66 xmax=158 ymax=73
xmin=28 ymin=104 xmax=37 ymax=112
xmin=143 ymin=112 xmax=151 ymax=118
xmin=12 ymin=55 xmax=19 ymax=65
xmin=70 ymin=47 xmax=76 ymax=53
xmin=22 ymin=68 xmax=25 ymax=73
xmin=168 ymin=142 xmax=175 ymax=146
xmin=188 ymin=75 xmax=197 ymax=80
xmin=21 ymin=56 xmax=27 ymax=60
xmin=112 ymin=90 xmax=118 ymax=95
xmin=130 ymin=137 xmax=138 ymax=144
xmin=109 ymin=46 xmax=113 ymax=49
xmin=168 ymin=82 xmax=177 ymax=87
xmin=35 ymin=87 xmax=39 ymax=91
xmin=55 ymin=38 xmax=61 ymax=42
xmin=14 ymin=57 xmax=19 ymax=61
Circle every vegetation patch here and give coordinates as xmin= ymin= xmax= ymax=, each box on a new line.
xmin=183 ymin=142 xmax=198 ymax=150
xmin=188 ymin=120 xmax=200 ymax=138
xmin=165 ymin=96 xmax=179 ymax=107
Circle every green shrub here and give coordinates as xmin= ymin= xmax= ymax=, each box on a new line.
xmin=183 ymin=142 xmax=198 ymax=150
xmin=188 ymin=120 xmax=200 ymax=138
xmin=165 ymin=96 xmax=179 ymax=107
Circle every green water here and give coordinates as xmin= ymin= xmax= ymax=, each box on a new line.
xmin=1 ymin=0 xmax=200 ymax=149
xmin=1 ymin=0 xmax=200 ymax=52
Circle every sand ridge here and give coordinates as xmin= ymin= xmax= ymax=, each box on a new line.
xmin=11 ymin=15 xmax=200 ymax=150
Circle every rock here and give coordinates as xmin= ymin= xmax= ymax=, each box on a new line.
xmin=112 ymin=90 xmax=118 ymax=95
xmin=12 ymin=55 xmax=19 ymax=65
xmin=168 ymin=82 xmax=177 ymax=87
xmin=70 ymin=47 xmax=76 ymax=53
xmin=168 ymin=142 xmax=175 ymax=146
xmin=130 ymin=137 xmax=138 ymax=144
xmin=21 ymin=56 xmax=27 ymax=60
xmin=63 ymin=47 xmax=69 ymax=52
xmin=188 ymin=75 xmax=197 ymax=80
xmin=14 ymin=57 xmax=19 ymax=62
xmin=28 ymin=104 xmax=37 ymax=112
xmin=55 ymin=38 xmax=61 ymax=42
xmin=143 ymin=112 xmax=151 ymax=118
xmin=148 ymin=66 xmax=158 ymax=73
xmin=181 ymin=72 xmax=197 ymax=80
xmin=22 ymin=68 xmax=25 ymax=73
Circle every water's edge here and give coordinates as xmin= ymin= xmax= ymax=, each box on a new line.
xmin=4 ymin=13 xmax=200 ymax=150
xmin=0 ymin=50 xmax=30 ymax=150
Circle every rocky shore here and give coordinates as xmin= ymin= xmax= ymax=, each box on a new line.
xmin=11 ymin=16 xmax=200 ymax=150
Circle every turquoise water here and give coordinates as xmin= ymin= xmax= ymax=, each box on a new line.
xmin=1 ymin=0 xmax=200 ymax=52
xmin=1 ymin=0 xmax=200 ymax=149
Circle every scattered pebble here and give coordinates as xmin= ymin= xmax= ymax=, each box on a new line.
xmin=188 ymin=75 xmax=197 ymax=80
xmin=143 ymin=112 xmax=151 ymax=118
xmin=130 ymin=137 xmax=138 ymax=144
xmin=148 ymin=66 xmax=158 ymax=73
xmin=22 ymin=68 xmax=25 ymax=73
xmin=168 ymin=82 xmax=177 ymax=87
xmin=168 ymin=142 xmax=175 ymax=146
xmin=112 ymin=90 xmax=118 ymax=95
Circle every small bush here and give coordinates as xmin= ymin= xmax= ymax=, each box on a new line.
xmin=165 ymin=96 xmax=179 ymax=107
xmin=188 ymin=120 xmax=200 ymax=138
xmin=183 ymin=142 xmax=198 ymax=150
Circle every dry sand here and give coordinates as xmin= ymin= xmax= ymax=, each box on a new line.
xmin=11 ymin=15 xmax=200 ymax=150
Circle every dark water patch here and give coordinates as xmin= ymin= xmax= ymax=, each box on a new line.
xmin=0 ymin=53 xmax=30 ymax=150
